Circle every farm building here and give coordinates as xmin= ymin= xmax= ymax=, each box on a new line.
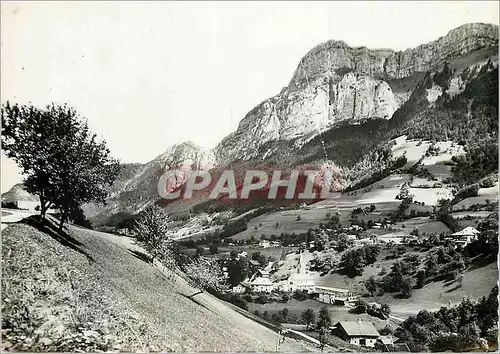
xmin=446 ymin=227 xmax=480 ymax=247
xmin=331 ymin=320 xmax=380 ymax=347
xmin=248 ymin=259 xmax=260 ymax=267
xmin=231 ymin=284 xmax=247 ymax=294
xmin=375 ymin=335 xmax=410 ymax=352
xmin=246 ymin=269 xmax=275 ymax=293
xmin=314 ymin=286 xmax=358 ymax=305
xmin=1 ymin=183 xmax=40 ymax=210
xmin=259 ymin=240 xmax=271 ymax=248
xmin=247 ymin=277 xmax=275 ymax=293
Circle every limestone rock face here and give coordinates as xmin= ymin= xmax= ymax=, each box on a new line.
xmin=290 ymin=23 xmax=498 ymax=84
xmin=214 ymin=23 xmax=498 ymax=165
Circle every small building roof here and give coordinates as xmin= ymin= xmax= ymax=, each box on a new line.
xmin=250 ymin=277 xmax=273 ymax=286
xmin=451 ymin=227 xmax=479 ymax=236
xmin=335 ymin=321 xmax=379 ymax=337
xmin=315 ymin=285 xmax=350 ymax=293
xmin=289 ymin=273 xmax=315 ymax=281
xmin=378 ymin=335 xmax=395 ymax=345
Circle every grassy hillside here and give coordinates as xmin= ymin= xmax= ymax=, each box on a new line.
xmin=1 ymin=218 xmax=318 ymax=352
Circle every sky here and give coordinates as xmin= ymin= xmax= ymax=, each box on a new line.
xmin=1 ymin=1 xmax=499 ymax=192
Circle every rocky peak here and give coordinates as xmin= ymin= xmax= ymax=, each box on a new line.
xmin=214 ymin=23 xmax=498 ymax=165
xmin=153 ymin=141 xmax=214 ymax=170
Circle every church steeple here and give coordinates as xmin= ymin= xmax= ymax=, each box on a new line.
xmin=299 ymin=251 xmax=307 ymax=274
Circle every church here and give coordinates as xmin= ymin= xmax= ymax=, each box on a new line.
xmin=278 ymin=251 xmax=315 ymax=293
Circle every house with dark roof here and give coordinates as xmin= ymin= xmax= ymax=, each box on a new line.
xmin=331 ymin=320 xmax=379 ymax=347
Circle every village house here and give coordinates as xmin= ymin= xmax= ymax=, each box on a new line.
xmin=446 ymin=227 xmax=480 ymax=247
xmin=231 ymin=283 xmax=247 ymax=294
xmin=248 ymin=259 xmax=260 ymax=267
xmin=259 ymin=240 xmax=271 ymax=248
xmin=350 ymin=225 xmax=363 ymax=231
xmin=1 ymin=184 xmax=43 ymax=211
xmin=331 ymin=320 xmax=380 ymax=347
xmin=246 ymin=269 xmax=275 ymax=293
xmin=315 ymin=286 xmax=358 ymax=305
xmin=247 ymin=276 xmax=275 ymax=293
xmin=255 ymin=269 xmax=270 ymax=278
xmin=375 ymin=335 xmax=410 ymax=352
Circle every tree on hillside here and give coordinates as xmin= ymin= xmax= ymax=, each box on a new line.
xmin=184 ymin=257 xmax=228 ymax=298
xmin=364 ymin=276 xmax=377 ymax=297
xmin=400 ymin=276 xmax=415 ymax=298
xmin=133 ymin=205 xmax=173 ymax=265
xmin=1 ymin=102 xmax=119 ymax=230
xmin=209 ymin=243 xmax=219 ymax=254
xmin=381 ymin=303 xmax=391 ymax=317
xmin=317 ymin=306 xmax=331 ymax=329
xmin=196 ymin=246 xmax=205 ymax=257
xmin=251 ymin=252 xmax=267 ymax=267
xmin=226 ymin=258 xmax=248 ymax=287
xmin=301 ymin=309 xmax=316 ymax=330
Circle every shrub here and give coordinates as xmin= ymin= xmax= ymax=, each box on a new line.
xmin=256 ymin=294 xmax=269 ymax=304
xmin=480 ymin=176 xmax=496 ymax=188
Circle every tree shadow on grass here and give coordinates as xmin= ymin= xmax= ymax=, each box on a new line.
xmin=22 ymin=215 xmax=94 ymax=262
xmin=467 ymin=254 xmax=497 ymax=271
xmin=176 ymin=291 xmax=214 ymax=313
xmin=445 ymin=284 xmax=461 ymax=293
xmin=336 ymin=267 xmax=359 ymax=278
xmin=444 ymin=279 xmax=455 ymax=287
xmin=129 ymin=249 xmax=152 ymax=264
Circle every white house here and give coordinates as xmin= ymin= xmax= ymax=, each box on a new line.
xmin=248 ymin=277 xmax=275 ymax=293
xmin=14 ymin=200 xmax=39 ymax=210
xmin=331 ymin=320 xmax=380 ymax=347
xmin=446 ymin=227 xmax=480 ymax=247
xmin=232 ymin=284 xmax=247 ymax=294
xmin=259 ymin=240 xmax=271 ymax=248
xmin=315 ymin=286 xmax=358 ymax=305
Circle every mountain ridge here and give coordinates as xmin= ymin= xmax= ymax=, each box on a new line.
xmin=5 ymin=23 xmax=496 ymax=227
xmin=213 ymin=22 xmax=498 ymax=165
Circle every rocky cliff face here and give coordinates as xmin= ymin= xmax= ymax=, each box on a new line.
xmin=291 ymin=23 xmax=498 ymax=84
xmin=214 ymin=23 xmax=498 ymax=165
